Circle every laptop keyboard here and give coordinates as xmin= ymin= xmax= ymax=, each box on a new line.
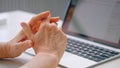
xmin=66 ymin=38 xmax=120 ymax=62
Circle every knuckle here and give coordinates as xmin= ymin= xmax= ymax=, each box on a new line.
xmin=42 ymin=23 xmax=50 ymax=30
xmin=42 ymin=23 xmax=47 ymax=28
xmin=51 ymin=23 xmax=57 ymax=28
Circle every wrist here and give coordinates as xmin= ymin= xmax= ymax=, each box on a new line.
xmin=5 ymin=42 xmax=12 ymax=58
xmin=0 ymin=42 xmax=11 ymax=58
xmin=22 ymin=52 xmax=59 ymax=68
xmin=37 ymin=53 xmax=59 ymax=63
xmin=37 ymin=53 xmax=58 ymax=60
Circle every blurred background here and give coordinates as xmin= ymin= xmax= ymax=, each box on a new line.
xmin=0 ymin=0 xmax=69 ymax=20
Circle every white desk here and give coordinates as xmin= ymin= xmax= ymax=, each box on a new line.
xmin=0 ymin=10 xmax=120 ymax=68
xmin=0 ymin=53 xmax=33 ymax=68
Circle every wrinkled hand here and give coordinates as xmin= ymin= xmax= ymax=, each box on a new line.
xmin=2 ymin=38 xmax=32 ymax=58
xmin=13 ymin=11 xmax=59 ymax=42
xmin=0 ymin=11 xmax=60 ymax=58
xmin=21 ymin=16 xmax=67 ymax=61
xmin=3 ymin=11 xmax=59 ymax=58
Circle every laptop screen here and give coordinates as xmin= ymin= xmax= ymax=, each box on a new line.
xmin=63 ymin=0 xmax=120 ymax=47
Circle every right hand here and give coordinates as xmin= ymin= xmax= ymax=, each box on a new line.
xmin=21 ymin=16 xmax=67 ymax=61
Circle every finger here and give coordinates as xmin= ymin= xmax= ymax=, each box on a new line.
xmin=31 ymin=21 xmax=41 ymax=34
xmin=37 ymin=15 xmax=51 ymax=33
xmin=50 ymin=17 xmax=59 ymax=25
xmin=45 ymin=14 xmax=51 ymax=24
xmin=11 ymin=30 xmax=26 ymax=42
xmin=29 ymin=11 xmax=50 ymax=26
xmin=50 ymin=23 xmax=58 ymax=35
xmin=21 ymin=22 xmax=33 ymax=39
xmin=37 ymin=20 xmax=46 ymax=34
xmin=31 ymin=16 xmax=59 ymax=34
xmin=16 ymin=40 xmax=32 ymax=52
xmin=51 ymin=23 xmax=58 ymax=29
xmin=50 ymin=16 xmax=60 ymax=23
xmin=58 ymin=28 xmax=67 ymax=38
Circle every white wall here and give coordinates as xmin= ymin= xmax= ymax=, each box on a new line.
xmin=0 ymin=0 xmax=70 ymax=20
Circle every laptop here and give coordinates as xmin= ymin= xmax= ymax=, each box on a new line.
xmin=25 ymin=0 xmax=120 ymax=68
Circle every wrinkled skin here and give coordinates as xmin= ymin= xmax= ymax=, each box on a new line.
xmin=0 ymin=11 xmax=60 ymax=58
xmin=21 ymin=16 xmax=67 ymax=61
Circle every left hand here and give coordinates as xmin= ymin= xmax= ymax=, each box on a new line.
xmin=4 ymin=39 xmax=32 ymax=58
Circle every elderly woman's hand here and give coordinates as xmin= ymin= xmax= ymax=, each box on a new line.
xmin=13 ymin=11 xmax=59 ymax=42
xmin=21 ymin=16 xmax=67 ymax=61
xmin=0 ymin=11 xmax=59 ymax=58
xmin=0 ymin=40 xmax=32 ymax=58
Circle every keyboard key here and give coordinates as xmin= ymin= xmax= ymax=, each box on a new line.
xmin=66 ymin=38 xmax=120 ymax=62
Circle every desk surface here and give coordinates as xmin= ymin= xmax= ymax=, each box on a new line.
xmin=0 ymin=53 xmax=32 ymax=68
xmin=0 ymin=10 xmax=120 ymax=68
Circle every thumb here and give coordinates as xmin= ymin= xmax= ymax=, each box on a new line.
xmin=16 ymin=40 xmax=32 ymax=52
xmin=21 ymin=22 xmax=33 ymax=40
